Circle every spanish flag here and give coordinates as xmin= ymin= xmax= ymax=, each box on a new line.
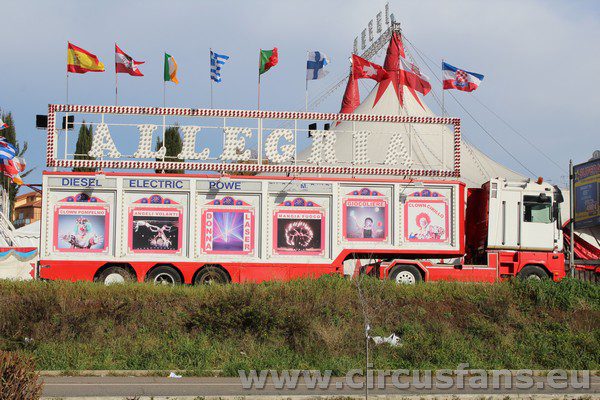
xmin=67 ymin=42 xmax=105 ymax=73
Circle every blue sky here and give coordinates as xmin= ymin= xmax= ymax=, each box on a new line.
xmin=0 ymin=0 xmax=598 ymax=189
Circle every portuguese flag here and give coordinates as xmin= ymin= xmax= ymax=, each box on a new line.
xmin=259 ymin=48 xmax=278 ymax=75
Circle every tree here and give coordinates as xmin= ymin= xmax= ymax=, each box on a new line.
xmin=72 ymin=121 xmax=96 ymax=173
xmin=155 ymin=126 xmax=183 ymax=174
xmin=0 ymin=112 xmax=33 ymax=220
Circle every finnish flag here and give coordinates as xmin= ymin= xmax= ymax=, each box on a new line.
xmin=306 ymin=51 xmax=330 ymax=80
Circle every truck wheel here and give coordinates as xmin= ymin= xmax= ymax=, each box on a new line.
xmin=97 ymin=266 xmax=134 ymax=285
xmin=518 ymin=265 xmax=549 ymax=281
xmin=194 ymin=266 xmax=229 ymax=285
xmin=389 ymin=265 xmax=422 ymax=284
xmin=146 ymin=266 xmax=182 ymax=285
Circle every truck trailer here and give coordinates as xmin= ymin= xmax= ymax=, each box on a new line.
xmin=38 ymin=171 xmax=566 ymax=284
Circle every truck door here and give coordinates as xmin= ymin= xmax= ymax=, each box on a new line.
xmin=520 ymin=194 xmax=555 ymax=251
xmin=497 ymin=190 xmax=521 ymax=248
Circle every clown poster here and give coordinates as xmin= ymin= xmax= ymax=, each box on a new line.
xmin=54 ymin=206 xmax=109 ymax=252
xmin=404 ymin=198 xmax=449 ymax=243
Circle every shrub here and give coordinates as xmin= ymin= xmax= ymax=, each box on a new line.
xmin=0 ymin=350 xmax=42 ymax=400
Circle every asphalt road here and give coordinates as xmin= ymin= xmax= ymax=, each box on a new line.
xmin=41 ymin=375 xmax=599 ymax=398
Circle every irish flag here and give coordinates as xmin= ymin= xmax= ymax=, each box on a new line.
xmin=164 ymin=53 xmax=179 ymax=84
xmin=259 ymin=48 xmax=278 ymax=75
xmin=67 ymin=42 xmax=105 ymax=73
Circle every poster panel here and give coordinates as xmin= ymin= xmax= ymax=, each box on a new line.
xmin=201 ymin=196 xmax=255 ymax=255
xmin=573 ymin=158 xmax=600 ymax=229
xmin=129 ymin=208 xmax=182 ymax=253
xmin=404 ymin=190 xmax=449 ymax=243
xmin=342 ymin=188 xmax=389 ymax=242
xmin=127 ymin=195 xmax=184 ymax=254
xmin=53 ymin=193 xmax=110 ymax=253
xmin=274 ymin=210 xmax=325 ymax=255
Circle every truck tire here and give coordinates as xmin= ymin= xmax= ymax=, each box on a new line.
xmin=97 ymin=266 xmax=134 ymax=285
xmin=389 ymin=265 xmax=422 ymax=284
xmin=518 ymin=265 xmax=549 ymax=281
xmin=146 ymin=265 xmax=182 ymax=285
xmin=194 ymin=266 xmax=230 ymax=285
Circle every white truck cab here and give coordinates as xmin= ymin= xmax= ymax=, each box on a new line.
xmin=486 ymin=178 xmax=563 ymax=252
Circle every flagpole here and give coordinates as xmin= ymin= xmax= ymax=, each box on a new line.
xmin=441 ymin=58 xmax=445 ymax=117
xmin=163 ymin=61 xmax=166 ymax=168
xmin=210 ymin=48 xmax=214 ymax=109
xmin=65 ymin=42 xmax=70 ymax=162
xmin=257 ymin=49 xmax=261 ymax=110
xmin=305 ymin=51 xmax=309 ymax=112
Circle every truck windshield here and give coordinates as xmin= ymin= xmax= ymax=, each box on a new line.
xmin=523 ymin=195 xmax=552 ymax=223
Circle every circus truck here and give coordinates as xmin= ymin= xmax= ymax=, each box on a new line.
xmin=35 ymin=104 xmax=566 ymax=284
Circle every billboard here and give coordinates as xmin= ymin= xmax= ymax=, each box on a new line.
xmin=573 ymin=158 xmax=600 ymax=229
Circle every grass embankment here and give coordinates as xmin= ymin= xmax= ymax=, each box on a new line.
xmin=0 ymin=277 xmax=598 ymax=374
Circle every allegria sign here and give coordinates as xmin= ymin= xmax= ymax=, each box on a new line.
xmin=46 ymin=104 xmax=461 ymax=177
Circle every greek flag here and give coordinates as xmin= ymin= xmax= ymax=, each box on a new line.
xmin=0 ymin=137 xmax=16 ymax=160
xmin=210 ymin=50 xmax=230 ymax=83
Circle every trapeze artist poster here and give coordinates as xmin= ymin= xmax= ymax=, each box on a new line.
xmin=129 ymin=208 xmax=182 ymax=253
xmin=54 ymin=206 xmax=109 ymax=252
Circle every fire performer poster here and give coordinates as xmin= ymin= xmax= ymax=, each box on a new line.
xmin=274 ymin=210 xmax=325 ymax=255
xmin=404 ymin=198 xmax=449 ymax=243
xmin=201 ymin=197 xmax=255 ymax=255
xmin=129 ymin=208 xmax=182 ymax=253
xmin=343 ymin=197 xmax=388 ymax=241
xmin=54 ymin=206 xmax=109 ymax=252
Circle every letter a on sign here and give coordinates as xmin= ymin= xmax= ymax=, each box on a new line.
xmin=88 ymin=123 xmax=122 ymax=159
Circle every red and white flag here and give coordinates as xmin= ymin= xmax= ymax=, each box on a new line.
xmin=400 ymin=58 xmax=431 ymax=96
xmin=115 ymin=44 xmax=144 ymax=76
xmin=0 ymin=156 xmax=25 ymax=185
xmin=352 ymin=54 xmax=389 ymax=82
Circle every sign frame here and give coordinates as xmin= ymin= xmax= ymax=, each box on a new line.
xmin=46 ymin=104 xmax=461 ymax=178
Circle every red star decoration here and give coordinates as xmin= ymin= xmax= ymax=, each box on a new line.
xmin=372 ymin=31 xmax=425 ymax=110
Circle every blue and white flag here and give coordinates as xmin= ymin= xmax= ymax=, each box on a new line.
xmin=0 ymin=137 xmax=17 ymax=160
xmin=210 ymin=50 xmax=229 ymax=83
xmin=306 ymin=51 xmax=329 ymax=80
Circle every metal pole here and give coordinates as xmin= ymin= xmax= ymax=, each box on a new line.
xmin=257 ymin=50 xmax=261 ymax=110
xmin=162 ymin=80 xmax=166 ymax=167
xmin=441 ymin=59 xmax=445 ymax=117
xmin=65 ymin=66 xmax=69 ymax=161
xmin=257 ymin=74 xmax=261 ymax=110
xmin=115 ymin=69 xmax=119 ymax=106
xmin=365 ymin=323 xmax=369 ymax=400
xmin=210 ymin=48 xmax=214 ymax=109
xmin=569 ymin=159 xmax=575 ymax=277
xmin=305 ymin=51 xmax=309 ymax=112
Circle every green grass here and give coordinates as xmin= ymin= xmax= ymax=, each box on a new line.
xmin=0 ymin=277 xmax=598 ymax=374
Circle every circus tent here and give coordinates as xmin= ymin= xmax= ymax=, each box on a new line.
xmin=304 ymin=30 xmax=526 ymax=188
